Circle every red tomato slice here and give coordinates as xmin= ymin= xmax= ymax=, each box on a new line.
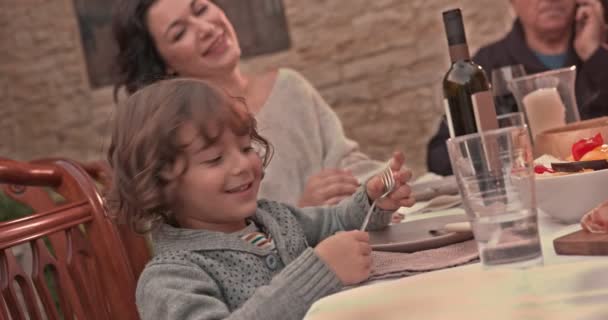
xmin=572 ymin=133 xmax=604 ymax=161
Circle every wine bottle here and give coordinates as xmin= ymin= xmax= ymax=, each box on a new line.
xmin=442 ymin=8 xmax=498 ymax=138
xmin=442 ymin=9 xmax=504 ymax=198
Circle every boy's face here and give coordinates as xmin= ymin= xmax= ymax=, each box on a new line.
xmin=167 ymin=122 xmax=263 ymax=232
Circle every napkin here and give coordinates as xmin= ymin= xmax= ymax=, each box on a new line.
xmin=367 ymin=240 xmax=479 ymax=282
xmin=410 ymin=174 xmax=459 ymax=202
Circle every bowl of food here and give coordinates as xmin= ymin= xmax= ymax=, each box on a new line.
xmin=534 ymin=117 xmax=608 ymax=159
xmin=535 ymin=168 xmax=608 ymax=223
xmin=534 ymin=131 xmax=608 ymax=223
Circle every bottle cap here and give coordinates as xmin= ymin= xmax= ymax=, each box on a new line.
xmin=442 ymin=9 xmax=467 ymax=45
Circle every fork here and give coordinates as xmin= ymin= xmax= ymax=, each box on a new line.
xmin=360 ymin=165 xmax=396 ymax=231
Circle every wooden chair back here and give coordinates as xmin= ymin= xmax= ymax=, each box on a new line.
xmin=76 ymin=160 xmax=150 ymax=280
xmin=2 ymin=159 xmax=151 ymax=281
xmin=0 ymin=158 xmax=140 ymax=320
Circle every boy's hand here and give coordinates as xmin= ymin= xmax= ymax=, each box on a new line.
xmin=314 ymin=231 xmax=371 ymax=285
xmin=366 ymin=151 xmax=416 ymax=211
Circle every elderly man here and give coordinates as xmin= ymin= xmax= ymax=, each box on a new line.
xmin=428 ymin=0 xmax=608 ymax=176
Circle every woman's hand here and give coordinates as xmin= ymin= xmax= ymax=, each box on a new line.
xmin=298 ymin=169 xmax=360 ymax=207
xmin=366 ymin=152 xmax=415 ymax=211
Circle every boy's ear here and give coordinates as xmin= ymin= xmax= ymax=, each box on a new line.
xmin=159 ymin=157 xmax=186 ymax=181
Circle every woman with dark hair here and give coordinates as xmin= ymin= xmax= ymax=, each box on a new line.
xmin=112 ymin=0 xmax=395 ymax=208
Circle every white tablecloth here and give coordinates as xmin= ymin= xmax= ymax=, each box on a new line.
xmin=304 ymin=206 xmax=608 ymax=320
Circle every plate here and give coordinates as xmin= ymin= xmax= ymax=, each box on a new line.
xmin=369 ymin=214 xmax=473 ymax=253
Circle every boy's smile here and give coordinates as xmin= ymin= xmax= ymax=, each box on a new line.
xmin=226 ymin=181 xmax=254 ymax=194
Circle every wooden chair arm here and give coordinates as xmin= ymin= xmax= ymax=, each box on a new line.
xmin=0 ymin=159 xmax=62 ymax=187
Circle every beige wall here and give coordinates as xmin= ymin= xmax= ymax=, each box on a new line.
xmin=1 ymin=0 xmax=513 ymax=176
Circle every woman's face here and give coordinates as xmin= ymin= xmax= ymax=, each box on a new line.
xmin=146 ymin=0 xmax=241 ymax=79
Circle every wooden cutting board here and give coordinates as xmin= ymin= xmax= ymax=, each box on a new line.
xmin=553 ymin=229 xmax=608 ymax=256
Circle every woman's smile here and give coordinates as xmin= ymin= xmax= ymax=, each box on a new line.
xmin=203 ymin=30 xmax=229 ymax=57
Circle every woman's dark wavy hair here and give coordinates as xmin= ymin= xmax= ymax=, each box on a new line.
xmin=112 ymin=0 xmax=168 ymax=101
xmin=107 ymin=78 xmax=273 ymax=233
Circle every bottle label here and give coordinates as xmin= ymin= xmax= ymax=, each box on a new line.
xmin=443 ymin=99 xmax=456 ymax=138
xmin=471 ymin=91 xmax=498 ymax=133
xmin=472 ymin=90 xmax=501 ymax=173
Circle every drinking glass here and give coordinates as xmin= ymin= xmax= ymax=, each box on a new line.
xmin=497 ymin=112 xmax=525 ymax=128
xmin=491 ymin=65 xmax=526 ymax=116
xmin=447 ymin=126 xmax=543 ymax=269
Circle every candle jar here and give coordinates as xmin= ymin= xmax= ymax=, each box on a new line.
xmin=508 ymin=66 xmax=580 ymax=143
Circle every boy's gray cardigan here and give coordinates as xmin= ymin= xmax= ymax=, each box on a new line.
xmin=136 ymin=188 xmax=393 ymax=320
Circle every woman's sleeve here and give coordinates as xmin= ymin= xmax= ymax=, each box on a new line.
xmin=295 ymin=71 xmax=385 ymax=182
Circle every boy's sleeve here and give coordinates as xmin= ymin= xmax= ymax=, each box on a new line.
xmin=136 ymin=250 xmax=341 ymax=320
xmin=286 ymin=187 xmax=393 ymax=247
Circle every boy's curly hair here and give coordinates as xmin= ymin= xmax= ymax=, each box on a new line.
xmin=107 ymin=78 xmax=272 ymax=233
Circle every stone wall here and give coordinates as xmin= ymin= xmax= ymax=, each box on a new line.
xmin=1 ymin=0 xmax=513 ymax=176
xmin=1 ymin=0 xmax=101 ymax=162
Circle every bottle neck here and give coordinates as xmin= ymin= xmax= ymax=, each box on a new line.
xmin=448 ymin=43 xmax=470 ymax=62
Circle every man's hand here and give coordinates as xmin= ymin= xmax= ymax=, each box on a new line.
xmin=574 ymin=0 xmax=607 ymax=60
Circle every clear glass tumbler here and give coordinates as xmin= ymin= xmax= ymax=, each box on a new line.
xmin=447 ymin=126 xmax=543 ymax=268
